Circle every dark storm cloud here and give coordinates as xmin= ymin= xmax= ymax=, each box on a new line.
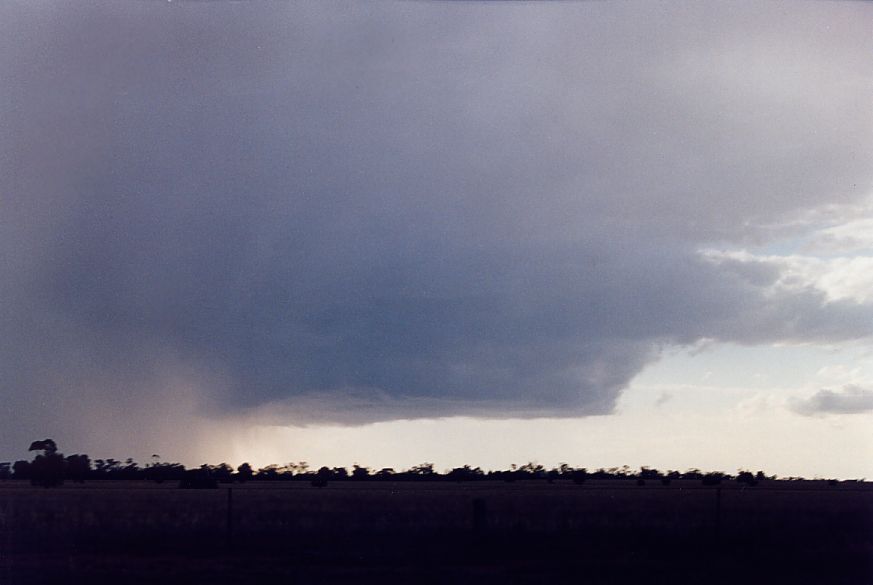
xmin=2 ymin=1 xmax=872 ymax=454
xmin=793 ymin=385 xmax=873 ymax=416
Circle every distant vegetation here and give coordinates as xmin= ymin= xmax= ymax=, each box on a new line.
xmin=2 ymin=438 xmax=848 ymax=488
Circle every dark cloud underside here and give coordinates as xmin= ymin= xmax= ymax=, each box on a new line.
xmin=793 ymin=385 xmax=873 ymax=416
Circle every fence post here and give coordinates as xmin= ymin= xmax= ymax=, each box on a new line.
xmin=226 ymin=487 xmax=234 ymax=550
xmin=714 ymin=486 xmax=721 ymax=538
xmin=472 ymin=497 xmax=488 ymax=536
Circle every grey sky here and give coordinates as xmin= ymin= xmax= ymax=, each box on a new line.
xmin=2 ymin=1 xmax=872 ymax=460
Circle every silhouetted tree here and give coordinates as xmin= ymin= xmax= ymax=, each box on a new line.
xmin=351 ymin=465 xmax=370 ymax=480
xmin=236 ymin=462 xmax=253 ymax=483
xmin=28 ymin=439 xmax=57 ymax=454
xmin=12 ymin=460 xmax=31 ymax=479
xmin=210 ymin=463 xmax=234 ymax=483
xmin=179 ymin=466 xmax=218 ymax=489
xmin=145 ymin=455 xmax=164 ymax=483
xmin=639 ymin=467 xmax=661 ymax=480
xmin=256 ymin=464 xmax=280 ymax=480
xmin=29 ymin=439 xmax=65 ymax=487
xmin=7 ymin=442 xmax=787 ymax=489
xmin=94 ymin=458 xmax=121 ymax=478
xmin=736 ymin=471 xmax=758 ymax=486
xmin=661 ymin=470 xmax=680 ymax=485
xmin=490 ymin=469 xmax=515 ymax=482
xmin=287 ymin=461 xmax=309 ymax=476
xmin=65 ymin=454 xmax=91 ymax=483
xmin=518 ymin=462 xmax=546 ymax=479
xmin=571 ymin=468 xmax=588 ymax=485
xmin=702 ymin=472 xmax=726 ymax=486
xmin=446 ymin=465 xmax=484 ymax=482
xmin=118 ymin=458 xmax=140 ymax=480
xmin=311 ymin=466 xmax=331 ymax=487
xmin=145 ymin=461 xmax=186 ymax=483
xmin=408 ymin=462 xmax=435 ymax=477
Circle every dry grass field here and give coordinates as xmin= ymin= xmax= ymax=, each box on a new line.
xmin=1 ymin=479 xmax=871 ymax=584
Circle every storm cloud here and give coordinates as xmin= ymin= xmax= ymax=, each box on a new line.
xmin=793 ymin=385 xmax=873 ymax=416
xmin=2 ymin=2 xmax=872 ymax=455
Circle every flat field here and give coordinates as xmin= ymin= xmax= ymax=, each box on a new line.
xmin=1 ymin=479 xmax=871 ymax=584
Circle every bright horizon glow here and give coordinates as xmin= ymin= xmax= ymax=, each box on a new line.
xmin=186 ymin=342 xmax=869 ymax=480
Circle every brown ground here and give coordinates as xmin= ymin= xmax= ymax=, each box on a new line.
xmin=1 ymin=479 xmax=871 ymax=584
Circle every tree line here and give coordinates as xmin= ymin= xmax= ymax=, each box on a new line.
xmin=0 ymin=438 xmax=790 ymax=489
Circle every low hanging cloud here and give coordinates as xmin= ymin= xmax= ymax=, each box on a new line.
xmin=1 ymin=1 xmax=872 ymax=457
xmin=792 ymin=385 xmax=873 ymax=416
